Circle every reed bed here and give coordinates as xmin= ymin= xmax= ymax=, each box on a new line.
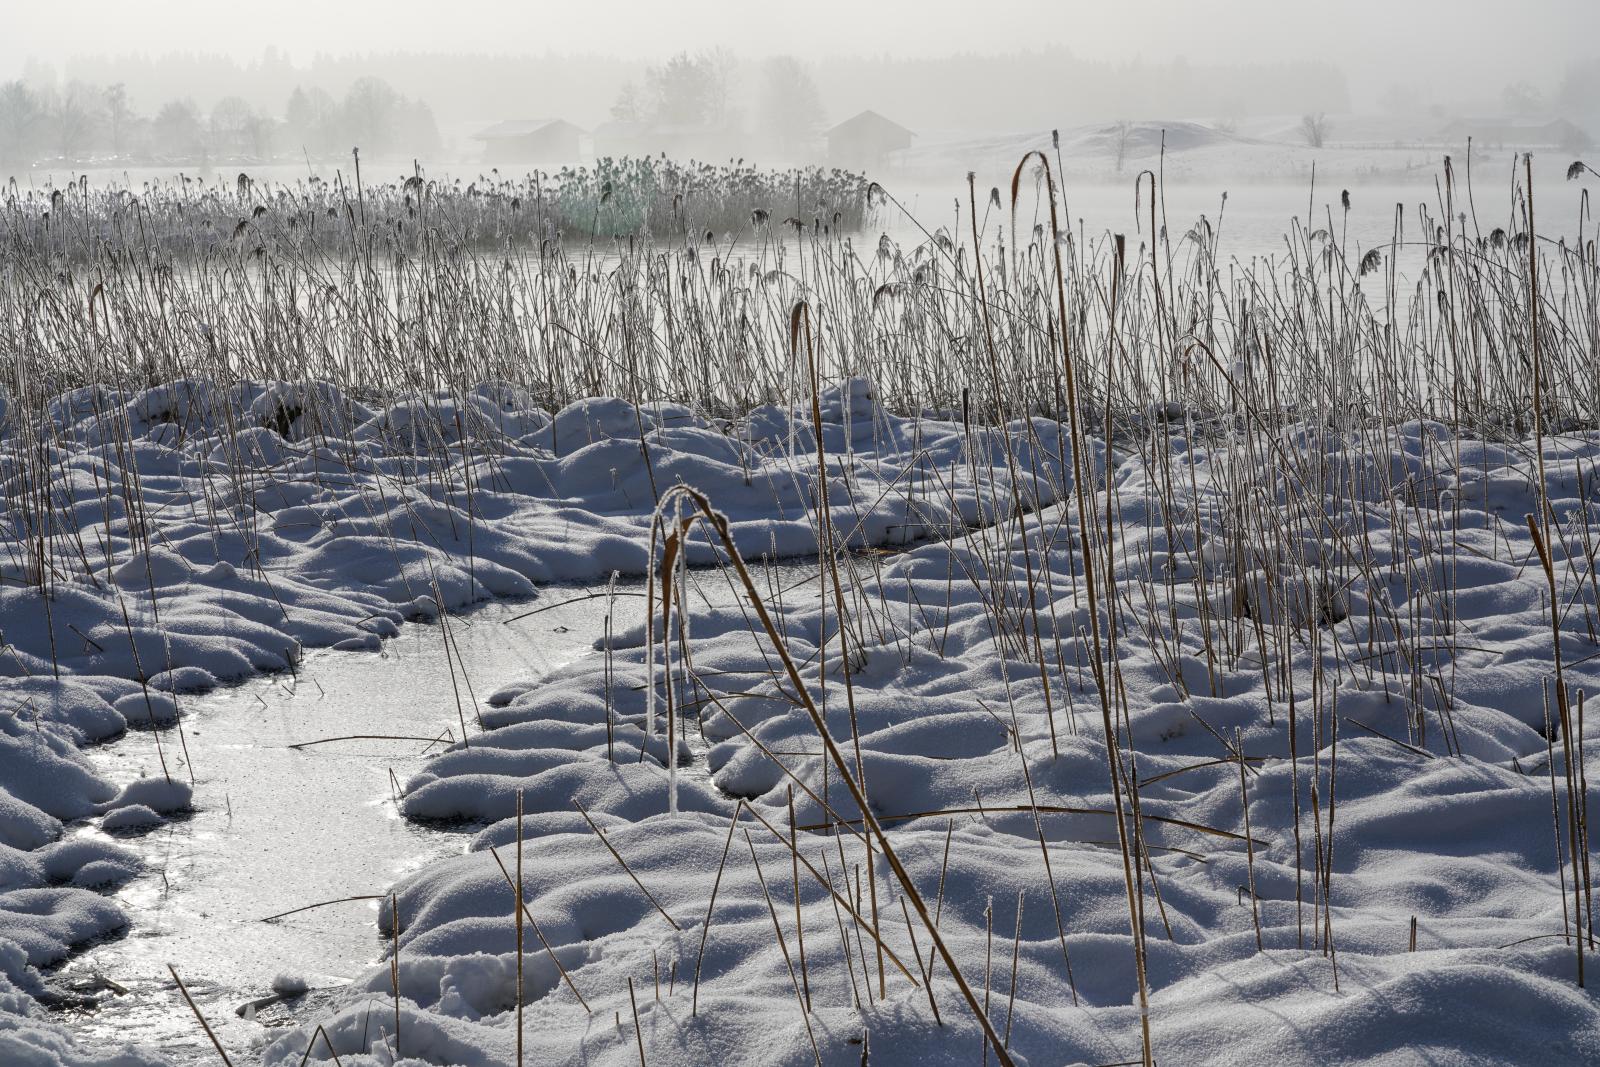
xmin=0 ymin=155 xmax=873 ymax=260
xmin=1 ymin=155 xmax=1593 ymax=426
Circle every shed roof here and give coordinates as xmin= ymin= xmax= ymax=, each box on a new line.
xmin=826 ymin=110 xmax=914 ymax=139
xmin=1437 ymin=117 xmax=1587 ymax=139
xmin=473 ymin=119 xmax=582 ymax=141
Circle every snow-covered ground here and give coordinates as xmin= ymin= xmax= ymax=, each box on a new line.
xmin=0 ymin=377 xmax=1067 ymax=1063
xmin=3 ymin=374 xmax=1600 ymax=1064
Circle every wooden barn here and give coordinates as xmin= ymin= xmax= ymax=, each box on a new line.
xmin=473 ymin=119 xmax=583 ymax=164
xmin=826 ymin=111 xmax=914 ymax=170
xmin=1437 ymin=117 xmax=1591 ymax=150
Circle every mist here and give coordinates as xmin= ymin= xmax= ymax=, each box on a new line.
xmin=1 ymin=0 xmax=1595 ymax=183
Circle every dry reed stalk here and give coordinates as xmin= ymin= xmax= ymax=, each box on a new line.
xmin=649 ymin=484 xmax=1016 ymax=1065
xmin=981 ymin=897 xmax=993 ymax=1067
xmin=692 ymin=802 xmax=745 ymax=1015
xmin=260 ymin=895 xmax=385 ymax=923
xmin=745 ymin=829 xmax=824 ymax=1067
xmin=823 ymin=849 xmax=866 ymax=1009
xmin=740 ymin=804 xmax=921 ymax=985
xmin=1004 ymin=890 xmax=1023 ymax=1048
xmin=295 ymin=1024 xmax=345 ymax=1067
xmin=516 ymin=790 xmax=525 ymax=1067
xmin=899 ymin=895 xmax=942 ymax=1024
xmin=167 ymin=965 xmax=233 ymax=1067
xmin=1236 ymin=728 xmax=1263 ymax=951
xmin=799 ymin=805 xmax=1264 ymax=846
xmin=485 ymin=847 xmax=592 ymax=1009
xmin=788 ymin=785 xmax=812 ymax=1011
xmin=1015 ymin=150 xmax=1153 ymax=1062
xmin=573 ymin=799 xmax=680 ymax=930
xmin=627 ymin=977 xmax=648 ymax=1067
xmin=792 ymin=299 xmax=883 ymax=996
xmin=390 ymin=893 xmax=402 ymax=1058
xmin=1530 ymin=515 xmax=1585 ymax=984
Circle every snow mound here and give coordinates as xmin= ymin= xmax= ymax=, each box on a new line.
xmin=263 ymin=420 xmax=1600 ymax=1065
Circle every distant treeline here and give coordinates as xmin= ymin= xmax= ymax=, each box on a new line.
xmin=16 ymin=47 xmax=1595 ymax=174
xmin=0 ymin=73 xmax=439 ymax=169
xmin=15 ymin=46 xmax=1357 ymax=150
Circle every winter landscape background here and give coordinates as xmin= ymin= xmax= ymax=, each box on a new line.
xmin=3 ymin=2 xmax=1600 ymax=1065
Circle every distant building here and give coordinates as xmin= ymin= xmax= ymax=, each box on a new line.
xmin=473 ymin=119 xmax=583 ymax=164
xmin=827 ymin=111 xmax=914 ymax=170
xmin=1437 ymin=118 xmax=1591 ymax=150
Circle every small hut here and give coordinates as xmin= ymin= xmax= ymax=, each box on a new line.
xmin=1436 ymin=117 xmax=1590 ymax=150
xmin=826 ymin=111 xmax=914 ymax=170
xmin=473 ymin=119 xmax=583 ymax=164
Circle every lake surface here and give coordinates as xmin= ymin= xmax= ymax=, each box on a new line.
xmin=52 ymin=560 xmax=821 ymax=1063
xmin=53 ymin=589 xmax=618 ymax=1063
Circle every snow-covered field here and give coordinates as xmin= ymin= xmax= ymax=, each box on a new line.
xmin=2 ymin=145 xmax=1598 ymax=1065
xmin=4 ymin=367 xmax=1600 ymax=1065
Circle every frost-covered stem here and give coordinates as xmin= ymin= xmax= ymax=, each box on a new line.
xmin=1022 ymin=148 xmax=1150 ymax=1061
xmin=1237 ymin=728 xmax=1263 ymax=952
xmin=663 ymin=500 xmax=686 ymax=815
xmin=744 ymin=829 xmax=823 ymax=1067
xmin=793 ymin=299 xmax=881 ymax=993
xmin=1529 ymin=514 xmax=1583 ymax=983
xmin=645 ymin=515 xmax=660 ymax=740
xmin=515 ymin=789 xmax=525 ymax=1067
xmin=692 ymin=802 xmax=744 ymax=1015
xmin=389 ymin=891 xmax=402 ymax=1059
xmin=604 ymin=571 xmax=617 ymax=761
xmin=788 ymin=786 xmax=811 ymax=1012
xmin=654 ymin=483 xmax=1018 ymax=1066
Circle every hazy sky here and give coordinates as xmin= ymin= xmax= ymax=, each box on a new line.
xmin=3 ymin=0 xmax=1595 ymax=102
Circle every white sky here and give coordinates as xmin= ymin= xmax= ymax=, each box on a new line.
xmin=3 ymin=0 xmax=1595 ymax=99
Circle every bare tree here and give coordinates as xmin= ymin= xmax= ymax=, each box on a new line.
xmin=344 ymin=76 xmax=401 ymax=155
xmin=338 ymin=77 xmax=435 ymax=158
xmin=211 ymin=96 xmax=258 ymax=158
xmin=0 ymin=80 xmax=42 ymax=166
xmin=51 ymin=82 xmax=103 ymax=162
xmin=759 ymin=56 xmax=825 ymax=159
xmin=285 ymin=85 xmax=341 ymax=158
xmin=644 ymin=53 xmax=717 ymax=126
xmin=104 ymin=83 xmax=133 ymax=156
xmin=1300 ymin=112 xmax=1331 ymax=148
xmin=610 ymin=81 xmax=645 ymax=123
xmin=702 ymin=46 xmax=738 ymax=129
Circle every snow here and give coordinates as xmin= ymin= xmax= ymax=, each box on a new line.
xmin=262 ymin=415 xmax=1595 ymax=1064
xmin=0 ymin=376 xmax=1077 ymax=1062
xmin=2 ymin=377 xmax=1598 ymax=1064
